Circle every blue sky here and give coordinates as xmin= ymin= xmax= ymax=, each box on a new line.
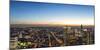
xmin=10 ymin=1 xmax=94 ymax=25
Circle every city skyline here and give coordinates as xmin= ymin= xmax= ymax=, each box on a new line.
xmin=10 ymin=1 xmax=95 ymax=49
xmin=10 ymin=1 xmax=94 ymax=25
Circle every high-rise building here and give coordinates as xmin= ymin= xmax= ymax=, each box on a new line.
xmin=10 ymin=37 xmax=18 ymax=50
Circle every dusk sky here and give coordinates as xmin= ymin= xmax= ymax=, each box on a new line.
xmin=10 ymin=1 xmax=94 ymax=25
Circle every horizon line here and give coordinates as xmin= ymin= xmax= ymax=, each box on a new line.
xmin=10 ymin=23 xmax=94 ymax=26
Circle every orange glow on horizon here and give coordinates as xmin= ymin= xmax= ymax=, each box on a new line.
xmin=12 ymin=18 xmax=94 ymax=26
